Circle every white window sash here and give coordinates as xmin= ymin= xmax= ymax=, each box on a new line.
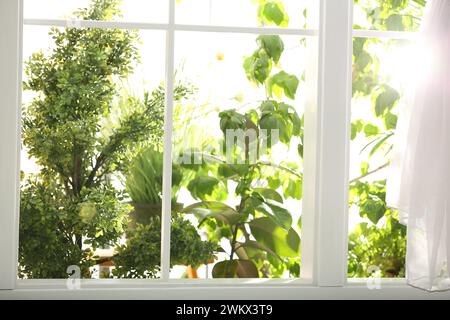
xmin=0 ymin=0 xmax=22 ymax=290
xmin=301 ymin=0 xmax=353 ymax=286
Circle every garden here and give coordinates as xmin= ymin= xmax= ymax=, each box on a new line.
xmin=18 ymin=0 xmax=426 ymax=279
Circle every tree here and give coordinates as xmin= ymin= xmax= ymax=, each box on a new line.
xmin=181 ymin=2 xmax=303 ymax=278
xmin=19 ymin=0 xmax=184 ymax=278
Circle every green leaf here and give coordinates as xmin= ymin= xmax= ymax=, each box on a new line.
xmin=187 ymin=176 xmax=220 ymax=200
xmin=239 ymin=240 xmax=282 ymax=261
xmin=259 ymin=1 xmax=289 ymax=27
xmin=360 ymin=162 xmax=369 ymax=175
xmin=298 ymin=143 xmax=304 ymax=158
xmin=356 ymin=51 xmax=372 ymax=70
xmin=374 ymin=86 xmax=400 ymax=117
xmin=260 ymin=100 xmax=278 ymax=114
xmin=182 ymin=201 xmax=241 ymax=226
xmin=363 ymin=123 xmax=380 ymax=137
xmin=243 ymin=52 xmax=272 ymax=85
xmin=384 ymin=112 xmax=398 ymax=130
xmin=351 ymin=120 xmax=364 ymax=140
xmin=362 ymin=199 xmax=386 ymax=225
xmin=385 ymin=14 xmax=404 ymax=31
xmin=256 ymin=200 xmax=292 ymax=230
xmin=259 ymin=112 xmax=285 ymax=144
xmin=268 ymin=71 xmax=299 ymax=100
xmin=212 ymin=259 xmax=259 ymax=278
xmin=257 ymin=35 xmax=284 ymax=63
xmin=219 ymin=109 xmax=247 ymax=133
xmin=217 ymin=164 xmax=249 ymax=178
xmin=283 ymin=178 xmax=302 ymax=200
xmin=252 ymin=188 xmax=283 ymax=203
xmin=369 ymin=133 xmax=392 ymax=157
xmin=249 ymin=217 xmax=300 ymax=258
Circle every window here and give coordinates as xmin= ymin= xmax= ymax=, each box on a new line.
xmin=2 ymin=0 xmax=449 ymax=299
xmin=16 ymin=0 xmax=312 ymax=281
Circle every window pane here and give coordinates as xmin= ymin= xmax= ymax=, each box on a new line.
xmin=20 ymin=19 xmax=166 ymax=278
xmin=353 ymin=0 xmax=426 ymax=31
xmin=348 ymin=36 xmax=417 ymax=278
xmin=176 ymin=0 xmax=310 ymax=29
xmin=170 ymin=32 xmax=307 ymax=279
xmin=24 ymin=0 xmax=168 ymax=23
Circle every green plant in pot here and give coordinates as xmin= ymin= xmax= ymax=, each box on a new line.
xmin=111 ymin=147 xmax=216 ymax=278
xmin=125 ymin=147 xmax=183 ymax=226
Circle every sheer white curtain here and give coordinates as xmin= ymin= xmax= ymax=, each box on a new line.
xmin=387 ymin=0 xmax=450 ymax=291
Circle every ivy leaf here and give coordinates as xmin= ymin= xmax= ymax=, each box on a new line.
xmin=182 ymin=201 xmax=242 ymax=226
xmin=257 ymin=35 xmax=284 ymax=63
xmin=212 ymin=259 xmax=259 ymax=278
xmin=374 ymin=85 xmax=400 ymax=117
xmin=268 ymin=71 xmax=299 ymax=100
xmin=249 ymin=217 xmax=300 ymax=258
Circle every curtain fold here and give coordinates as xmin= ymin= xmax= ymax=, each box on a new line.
xmin=386 ymin=0 xmax=450 ymax=291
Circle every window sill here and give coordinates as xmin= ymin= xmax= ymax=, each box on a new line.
xmin=0 ymin=278 xmax=449 ymax=300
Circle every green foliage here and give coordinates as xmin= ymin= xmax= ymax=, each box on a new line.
xmin=182 ymin=5 xmax=302 ymax=278
xmin=19 ymin=0 xmax=424 ymax=280
xmin=257 ymin=0 xmax=289 ymax=27
xmin=120 ymin=146 xmax=217 ymax=277
xmin=249 ymin=218 xmax=300 ymax=258
xmin=355 ymin=0 xmax=425 ymax=32
xmin=349 ymin=0 xmax=426 ymax=278
xmin=19 ymin=0 xmax=143 ymax=278
xmin=348 ymin=211 xmax=406 ymax=277
xmin=112 ymin=215 xmax=217 ymax=278
xmin=126 ymin=148 xmax=183 ymax=205
xmin=268 ymin=72 xmax=299 ymax=100
xmin=374 ymin=85 xmax=400 ymax=117
xmin=19 ymin=0 xmax=193 ymax=278
xmin=257 ymin=35 xmax=284 ymax=64
xmin=19 ymin=179 xmax=92 ymax=278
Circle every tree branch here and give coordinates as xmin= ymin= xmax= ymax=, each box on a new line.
xmin=192 ymin=152 xmax=302 ymax=179
xmin=349 ymin=162 xmax=390 ymax=184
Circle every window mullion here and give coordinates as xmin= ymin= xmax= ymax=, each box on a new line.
xmin=302 ymin=0 xmax=353 ymax=286
xmin=160 ymin=0 xmax=176 ymax=281
xmin=316 ymin=0 xmax=353 ymax=286
xmin=0 ymin=0 xmax=22 ymax=289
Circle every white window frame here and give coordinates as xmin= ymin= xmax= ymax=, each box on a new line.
xmin=1 ymin=0 xmax=450 ymax=299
